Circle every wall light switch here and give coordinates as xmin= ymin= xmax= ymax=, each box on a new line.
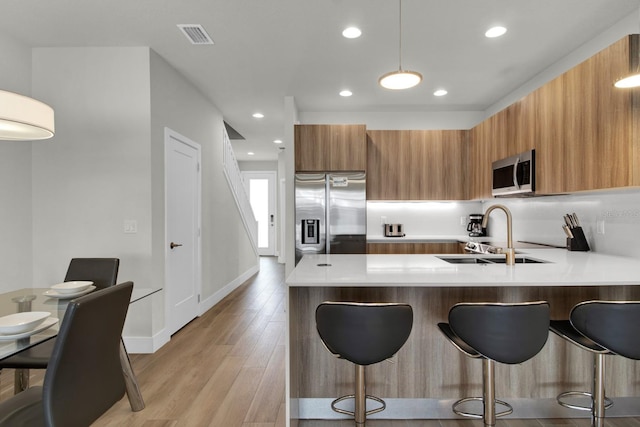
xmin=124 ymin=220 xmax=138 ymax=234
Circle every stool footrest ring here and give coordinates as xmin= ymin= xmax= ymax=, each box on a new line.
xmin=452 ymin=396 xmax=513 ymax=419
xmin=331 ymin=394 xmax=386 ymax=417
xmin=557 ymin=391 xmax=613 ymax=411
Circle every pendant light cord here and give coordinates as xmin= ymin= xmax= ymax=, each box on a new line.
xmin=398 ymin=0 xmax=403 ymax=71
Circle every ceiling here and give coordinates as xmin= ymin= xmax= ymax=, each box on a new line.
xmin=1 ymin=0 xmax=639 ymax=161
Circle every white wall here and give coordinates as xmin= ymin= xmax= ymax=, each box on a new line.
xmin=0 ymin=33 xmax=34 ymax=292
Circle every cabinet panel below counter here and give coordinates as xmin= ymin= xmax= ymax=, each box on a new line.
xmin=367 ymin=242 xmax=465 ymax=254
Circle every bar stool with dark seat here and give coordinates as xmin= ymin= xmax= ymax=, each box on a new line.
xmin=550 ymin=300 xmax=640 ymax=427
xmin=438 ymin=301 xmax=550 ymax=427
xmin=315 ymin=302 xmax=413 ymax=426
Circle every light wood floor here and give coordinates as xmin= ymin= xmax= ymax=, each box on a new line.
xmin=2 ymin=257 xmax=640 ymax=427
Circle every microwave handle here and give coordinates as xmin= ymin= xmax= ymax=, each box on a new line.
xmin=512 ymin=157 xmax=520 ymax=189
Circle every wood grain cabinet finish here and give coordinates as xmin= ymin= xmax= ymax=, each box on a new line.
xmin=367 ymin=130 xmax=468 ymax=200
xmin=367 ymin=242 xmax=465 ymax=254
xmin=469 ymin=35 xmax=638 ymax=199
xmin=294 ymin=124 xmax=366 ymax=171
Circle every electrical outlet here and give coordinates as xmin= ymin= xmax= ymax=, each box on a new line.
xmin=596 ymin=219 xmax=605 ymax=234
xmin=124 ymin=220 xmax=138 ymax=234
xmin=380 ymin=216 xmax=387 ymax=225
xmin=460 ymin=216 xmax=467 ymax=226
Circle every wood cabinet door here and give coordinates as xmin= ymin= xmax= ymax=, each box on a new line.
xmin=367 ymin=130 xmax=468 ymax=200
xmin=367 ymin=242 xmax=464 ymax=254
xmin=469 ymin=35 xmax=635 ymax=197
xmin=294 ymin=124 xmax=366 ymax=171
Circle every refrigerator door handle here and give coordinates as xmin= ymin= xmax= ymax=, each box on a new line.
xmin=325 ymin=175 xmax=330 ymax=254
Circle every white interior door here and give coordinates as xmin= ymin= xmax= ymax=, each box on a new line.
xmin=242 ymin=171 xmax=276 ymax=256
xmin=165 ymin=128 xmax=201 ymax=336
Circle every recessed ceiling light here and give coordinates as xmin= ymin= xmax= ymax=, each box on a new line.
xmin=434 ymin=89 xmax=448 ymax=97
xmin=485 ymin=26 xmax=507 ymax=38
xmin=247 ymin=152 xmax=255 ymax=156
xmin=252 ymin=113 xmax=264 ymax=118
xmin=339 ymin=90 xmax=353 ymax=97
xmin=342 ymin=27 xmax=362 ymax=39
xmin=273 ymin=139 xmax=283 ymax=144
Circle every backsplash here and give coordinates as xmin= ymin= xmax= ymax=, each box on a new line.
xmin=367 ymin=188 xmax=640 ymax=259
xmin=482 ymin=189 xmax=640 ymax=259
xmin=367 ymin=201 xmax=481 ymax=238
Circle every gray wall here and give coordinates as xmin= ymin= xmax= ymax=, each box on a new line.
xmin=0 ymin=33 xmax=33 ymax=291
xmin=0 ymin=40 xmax=257 ymax=350
xmin=149 ymin=50 xmax=257 ymax=315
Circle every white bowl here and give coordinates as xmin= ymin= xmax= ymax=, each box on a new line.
xmin=0 ymin=311 xmax=51 ymax=335
xmin=51 ymin=281 xmax=94 ymax=294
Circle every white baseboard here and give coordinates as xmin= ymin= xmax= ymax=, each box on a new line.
xmin=123 ymin=329 xmax=171 ymax=354
xmin=122 ymin=263 xmax=259 ymax=354
xmin=198 ymin=263 xmax=259 ymax=315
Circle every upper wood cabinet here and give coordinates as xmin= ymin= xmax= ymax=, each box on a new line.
xmin=367 ymin=130 xmax=468 ymax=200
xmin=294 ymin=124 xmax=366 ymax=171
xmin=469 ymin=35 xmax=639 ymax=199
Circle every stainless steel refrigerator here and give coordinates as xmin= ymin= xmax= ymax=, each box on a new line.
xmin=295 ymin=172 xmax=366 ymax=264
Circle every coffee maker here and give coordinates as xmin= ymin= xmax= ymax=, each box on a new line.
xmin=467 ymin=214 xmax=486 ymax=237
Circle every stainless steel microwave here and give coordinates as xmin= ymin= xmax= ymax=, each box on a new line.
xmin=492 ymin=149 xmax=535 ymax=196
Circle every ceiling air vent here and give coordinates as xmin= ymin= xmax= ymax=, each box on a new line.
xmin=177 ymin=24 xmax=214 ymax=45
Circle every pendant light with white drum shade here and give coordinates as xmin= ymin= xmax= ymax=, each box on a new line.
xmin=0 ymin=90 xmax=55 ymax=141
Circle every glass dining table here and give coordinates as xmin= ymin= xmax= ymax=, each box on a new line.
xmin=0 ymin=286 xmax=161 ymax=412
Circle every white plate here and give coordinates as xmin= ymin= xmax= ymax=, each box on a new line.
xmin=0 ymin=317 xmax=58 ymax=341
xmin=43 ymin=285 xmax=96 ymax=299
xmin=50 ymin=281 xmax=94 ymax=294
xmin=0 ymin=311 xmax=51 ymax=335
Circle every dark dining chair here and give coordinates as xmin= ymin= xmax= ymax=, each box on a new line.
xmin=0 ymin=258 xmax=119 ymax=392
xmin=0 ymin=281 xmax=133 ymax=427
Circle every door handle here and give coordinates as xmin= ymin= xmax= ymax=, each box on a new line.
xmin=170 ymin=242 xmax=183 ymax=249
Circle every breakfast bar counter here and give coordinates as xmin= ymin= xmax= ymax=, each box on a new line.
xmin=286 ymin=251 xmax=640 ymax=425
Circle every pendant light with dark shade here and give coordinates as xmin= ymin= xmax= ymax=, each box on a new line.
xmin=379 ymin=0 xmax=422 ymax=90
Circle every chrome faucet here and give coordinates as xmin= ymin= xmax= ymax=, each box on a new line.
xmin=482 ymin=204 xmax=516 ymax=265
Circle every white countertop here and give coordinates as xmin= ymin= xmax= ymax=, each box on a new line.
xmin=286 ymin=249 xmax=640 ymax=287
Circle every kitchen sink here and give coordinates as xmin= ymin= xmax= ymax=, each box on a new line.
xmin=437 ymin=256 xmax=549 ymax=264
xmin=438 ymin=257 xmax=492 ymax=264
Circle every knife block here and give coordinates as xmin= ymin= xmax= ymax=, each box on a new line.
xmin=566 ymin=227 xmax=590 ymax=251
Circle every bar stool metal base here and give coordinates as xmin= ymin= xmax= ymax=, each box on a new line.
xmin=331 ymin=394 xmax=386 ymax=417
xmin=452 ymin=396 xmax=513 ymax=419
xmin=557 ymin=390 xmax=613 ymax=412
xmin=330 ymin=364 xmax=386 ymax=425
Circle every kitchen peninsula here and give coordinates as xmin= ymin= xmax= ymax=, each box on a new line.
xmin=286 ymin=250 xmax=640 ymax=424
